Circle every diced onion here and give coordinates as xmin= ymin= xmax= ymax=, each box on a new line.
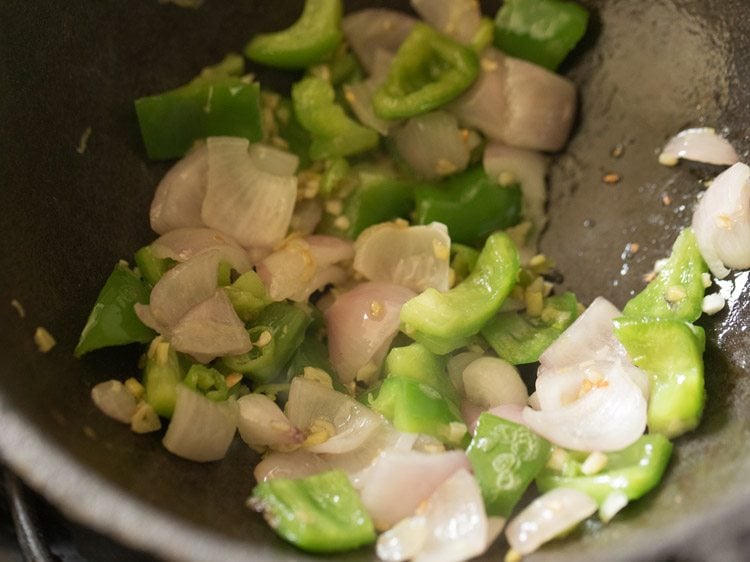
xmin=505 ymin=488 xmax=597 ymax=555
xmin=354 ymin=221 xmax=451 ymax=293
xmin=410 ymin=0 xmax=482 ymax=45
xmin=461 ymin=356 xmax=528 ymax=409
xmin=343 ymin=9 xmax=417 ymax=74
xmin=151 ymin=227 xmax=251 ymax=273
xmin=691 ymin=162 xmax=750 ymax=278
xmin=659 ymin=127 xmax=739 ymax=167
xmin=599 ymin=490 xmax=629 ymax=523
xmin=253 ymin=449 xmax=331 ymax=482
xmin=91 ymin=380 xmax=137 ymax=424
xmin=162 ymin=385 xmax=238 ymax=462
xmin=237 ymin=394 xmax=303 ymax=451
xmin=248 ymin=143 xmax=299 ymax=176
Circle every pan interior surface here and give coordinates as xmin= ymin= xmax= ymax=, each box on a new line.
xmin=0 ymin=1 xmax=749 ymax=561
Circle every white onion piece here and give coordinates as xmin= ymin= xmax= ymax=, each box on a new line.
xmin=449 ymin=49 xmax=576 ymax=152
xmin=523 ymin=359 xmax=647 ymax=452
xmin=361 ymin=449 xmax=471 ymax=531
xmin=414 ymin=468 xmax=490 ymax=562
xmin=169 ymin=290 xmax=251 ymax=361
xmin=150 ymin=143 xmax=207 ymax=235
xmin=486 ymin=403 xmax=526 ymax=427
xmin=343 ymin=9 xmax=416 ymax=74
xmin=391 ymin=111 xmax=474 ymax=179
xmin=253 ymin=449 xmax=331 ymax=483
xmin=539 ymin=297 xmax=623 ymax=370
xmin=505 ymin=488 xmax=597 ymax=555
xmin=461 ymin=356 xmax=529 ymax=408
xmin=344 ymin=50 xmax=393 ymax=135
xmin=134 ymin=303 xmax=168 ymax=334
xmin=151 ymin=227 xmax=251 ymax=273
xmin=324 ymin=426 xmax=418 ymax=489
xmin=692 ymin=162 xmax=750 ymax=278
xmin=446 ymin=351 xmax=483 ymax=395
xmin=377 ymin=515 xmax=428 ymax=562
xmin=163 ymin=385 xmax=238 ymax=462
xmin=148 ymin=249 xmax=222 ymax=329
xmin=410 ymin=0 xmax=482 ymax=45
xmin=248 ymin=143 xmax=299 ymax=176
xmin=326 ymin=282 xmax=417 ymax=384
xmin=599 ymin=490 xmax=629 ymax=523
xmin=286 ymin=377 xmax=382 ymax=454
xmin=256 ymin=235 xmax=354 ymax=302
xmin=483 ymin=143 xmax=550 ymax=242
xmin=202 ymin=136 xmax=296 ymax=248
xmin=659 ymin=127 xmax=739 ymax=167
xmin=354 ymin=221 xmax=451 ymax=292
xmin=237 ymin=394 xmax=303 ymax=451
xmin=90 ymin=380 xmax=137 ymax=424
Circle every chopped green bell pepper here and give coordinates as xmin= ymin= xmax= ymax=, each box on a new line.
xmin=400 ymin=231 xmax=520 ymax=354
xmin=249 ymin=470 xmax=375 ymax=553
xmin=183 ymin=364 xmax=229 ymax=402
xmin=135 ymin=77 xmax=262 ymax=160
xmin=244 ymin=0 xmax=343 ymax=70
xmin=143 ymin=339 xmax=183 ymax=418
xmin=373 ymin=23 xmax=480 ymax=120
xmin=494 ymin=0 xmax=589 ymax=71
xmin=221 ymin=302 xmax=312 ymax=383
xmin=614 ymin=317 xmax=705 ymax=438
xmin=471 ymin=17 xmax=496 ymax=53
xmin=482 ymin=292 xmax=579 ymax=364
xmin=223 ymin=270 xmax=271 ymax=322
xmin=623 ymin=228 xmax=708 ymax=323
xmin=384 ymin=343 xmax=460 ymax=407
xmin=414 ymin=166 xmax=523 ymax=246
xmin=467 ymin=413 xmax=551 ymax=517
xmin=367 ymin=376 xmax=467 ymax=447
xmin=74 ymin=263 xmax=156 ymax=357
xmin=134 ymin=245 xmax=174 ymax=288
xmin=292 ymin=76 xmax=379 ymax=161
xmin=450 ymin=243 xmax=480 ymax=284
xmin=537 ymin=435 xmax=673 ymax=505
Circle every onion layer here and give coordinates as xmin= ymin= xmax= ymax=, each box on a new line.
xmin=151 ymin=227 xmax=251 ymax=273
xmin=659 ymin=127 xmax=739 ymax=167
xmin=343 ymin=9 xmax=416 ymax=74
xmin=237 ymin=393 xmax=303 ymax=451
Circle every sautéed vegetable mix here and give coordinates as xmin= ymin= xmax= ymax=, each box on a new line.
xmin=76 ymin=0 xmax=750 ymax=559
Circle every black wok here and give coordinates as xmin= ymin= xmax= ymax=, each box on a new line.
xmin=1 ymin=1 xmax=749 ymax=560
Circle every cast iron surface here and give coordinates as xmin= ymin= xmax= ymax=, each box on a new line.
xmin=0 ymin=0 xmax=748 ymax=561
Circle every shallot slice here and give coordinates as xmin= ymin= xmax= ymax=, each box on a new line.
xmin=151 ymin=227 xmax=251 ymax=273
xmin=659 ymin=127 xmax=739 ymax=167
xmin=91 ymin=380 xmax=137 ymax=423
xmin=343 ymin=9 xmax=416 ymax=74
xmin=237 ymin=394 xmax=303 ymax=451
xmin=254 ymin=449 xmax=331 ymax=482
xmin=505 ymin=488 xmax=597 ymax=555
xmin=354 ymin=222 xmax=451 ymax=292
xmin=692 ymin=162 xmax=750 ymax=278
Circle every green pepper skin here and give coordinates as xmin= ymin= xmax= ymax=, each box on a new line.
xmin=367 ymin=376 xmax=467 ymax=447
xmin=373 ymin=23 xmax=480 ymax=120
xmin=250 ymin=470 xmax=375 ymax=553
xmin=384 ymin=343 xmax=460 ymax=407
xmin=221 ymin=302 xmax=312 ymax=383
xmin=623 ymin=228 xmax=708 ymax=323
xmin=223 ymin=271 xmax=271 ymax=322
xmin=467 ymin=413 xmax=551 ymax=517
xmin=143 ymin=341 xmax=183 ymax=418
xmin=400 ymin=231 xmax=520 ymax=354
xmin=244 ymin=0 xmax=343 ymax=70
xmin=450 ymin=243 xmax=480 ymax=284
xmin=537 ymin=435 xmax=673 ymax=505
xmin=183 ymin=364 xmax=229 ymax=402
xmin=482 ymin=292 xmax=579 ymax=364
xmin=134 ymin=246 xmax=174 ymax=289
xmin=494 ymin=0 xmax=589 ymax=71
xmin=74 ymin=263 xmax=156 ymax=357
xmin=292 ymin=76 xmax=379 ymax=161
xmin=135 ymin=79 xmax=262 ymax=160
xmin=414 ymin=166 xmax=523 ymax=246
xmin=614 ymin=317 xmax=705 ymax=438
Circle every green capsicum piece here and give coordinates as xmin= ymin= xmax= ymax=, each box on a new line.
xmin=482 ymin=291 xmax=579 ymax=364
xmin=450 ymin=243 xmax=480 ymax=284
xmin=223 ymin=270 xmax=271 ymax=322
xmin=221 ymin=302 xmax=312 ymax=383
xmin=400 ymin=231 xmax=520 ymax=354
xmin=466 ymin=413 xmax=551 ymax=517
xmin=414 ymin=165 xmax=523 ymax=246
xmin=249 ymin=470 xmax=375 ymax=553
xmin=135 ymin=69 xmax=262 ymax=160
xmin=74 ymin=263 xmax=156 ymax=357
xmin=143 ymin=338 xmax=183 ymax=418
xmin=614 ymin=317 xmax=705 ymax=438
xmin=183 ymin=364 xmax=229 ymax=402
xmin=292 ymin=76 xmax=379 ymax=161
xmin=134 ymin=245 xmax=175 ymax=288
xmin=537 ymin=435 xmax=673 ymax=505
xmin=367 ymin=376 xmax=467 ymax=447
xmin=384 ymin=343 xmax=460 ymax=407
xmin=623 ymin=228 xmax=708 ymax=323
xmin=373 ymin=23 xmax=480 ymax=120
xmin=494 ymin=0 xmax=589 ymax=71
xmin=244 ymin=0 xmax=343 ymax=70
